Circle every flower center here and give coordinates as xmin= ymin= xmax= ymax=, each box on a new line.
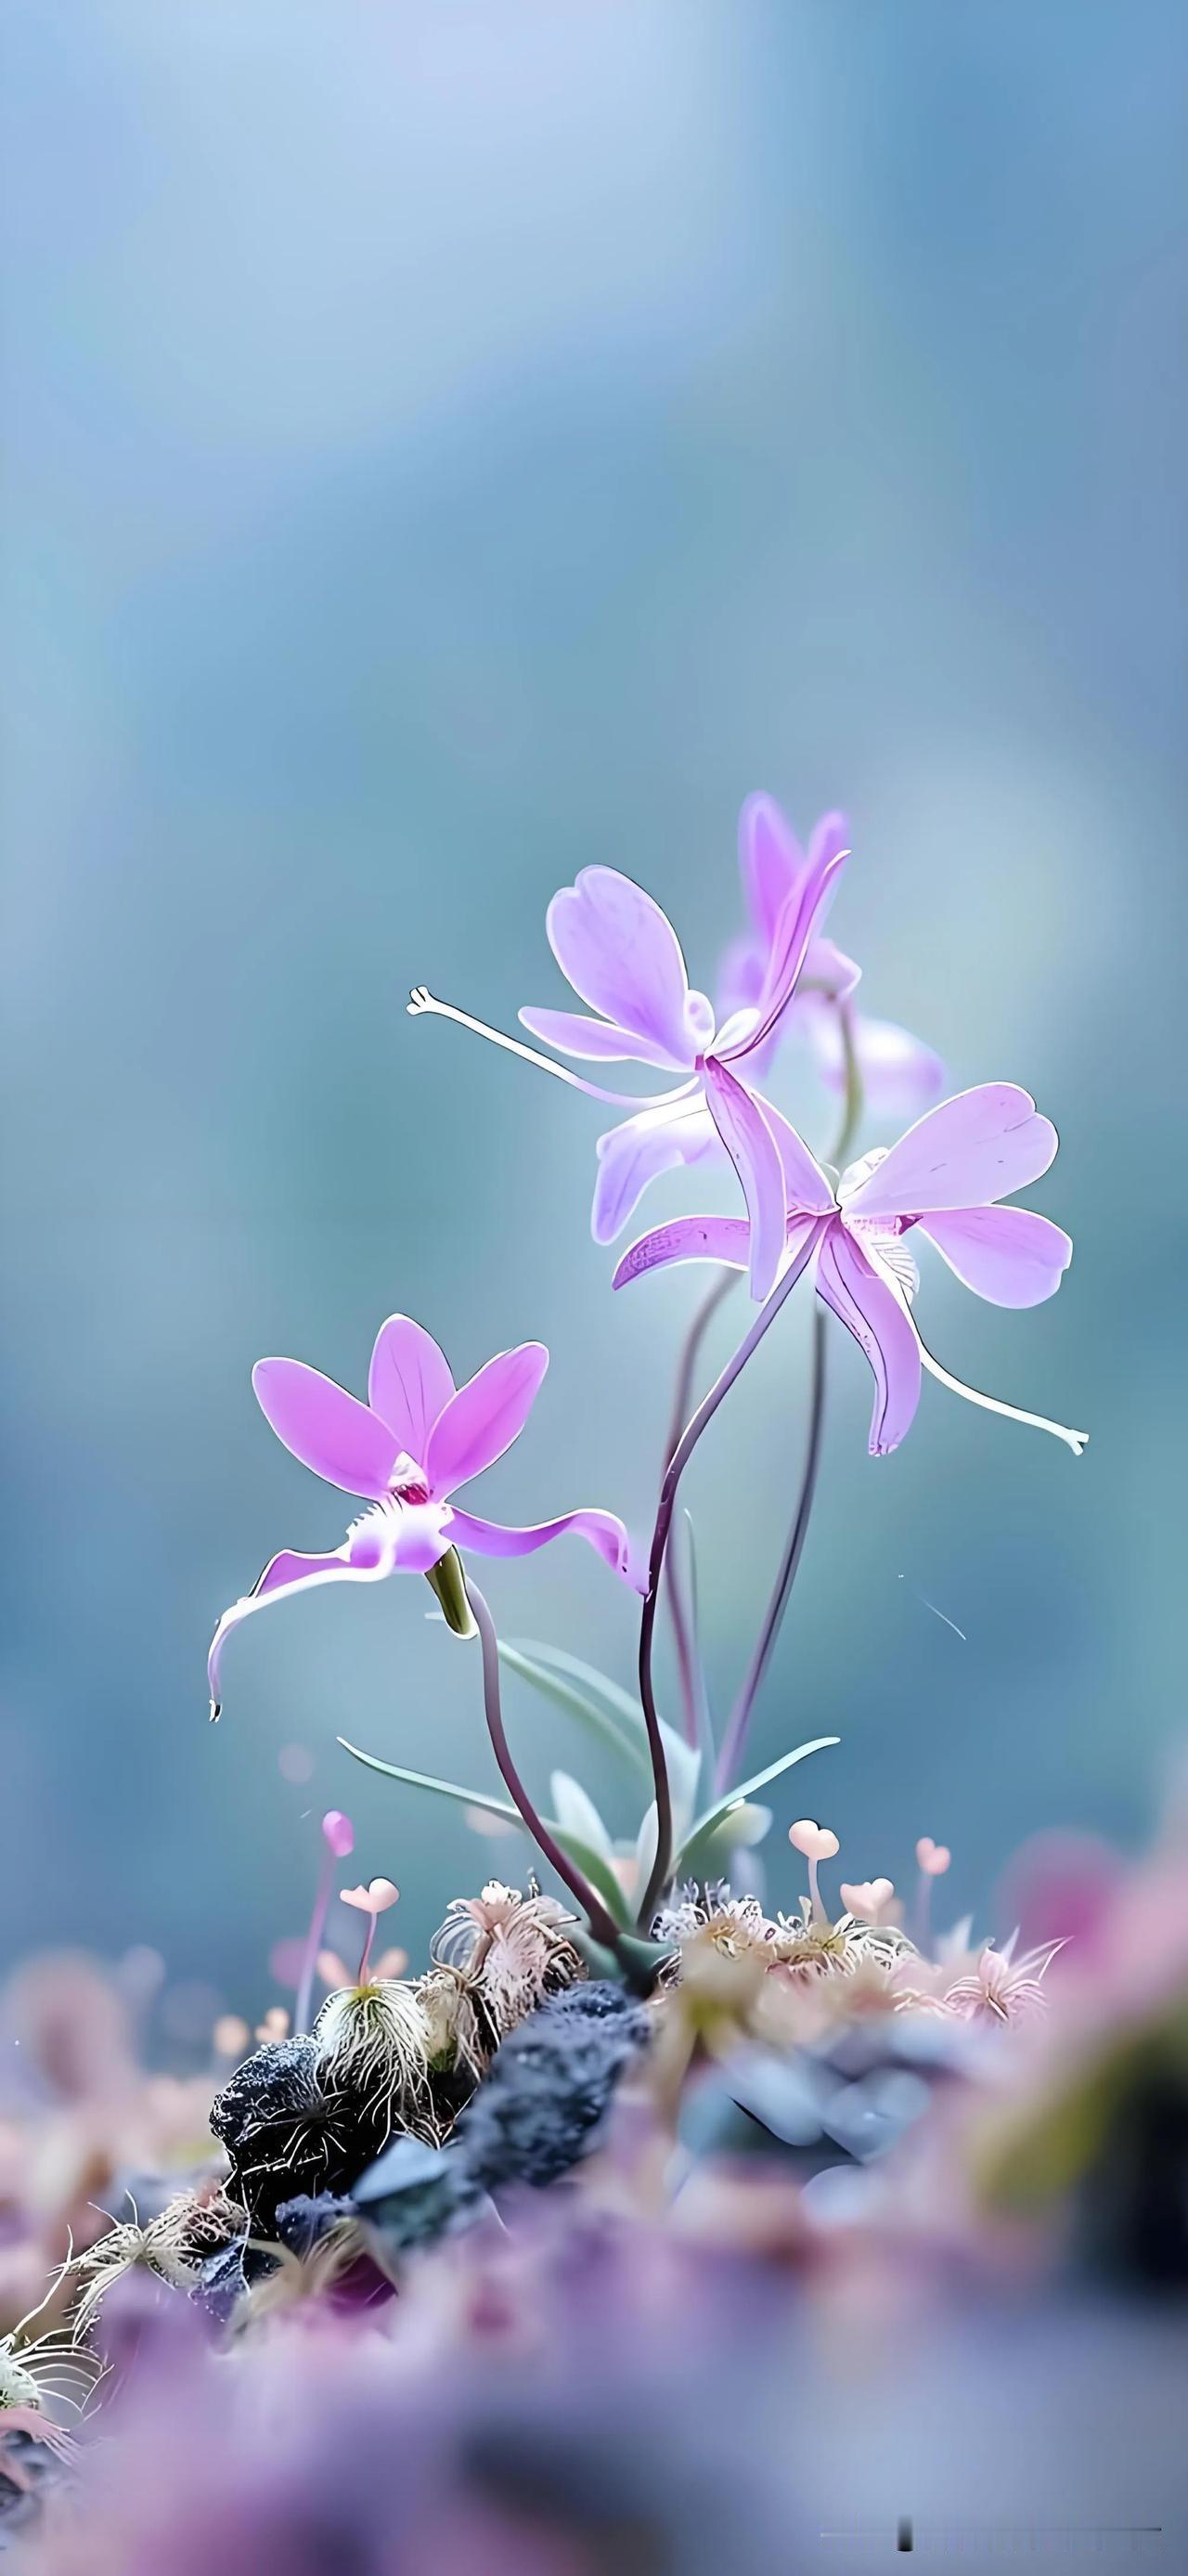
xmin=836 ymin=1146 xmax=890 ymax=1202
xmin=389 ymin=1452 xmax=432 ymax=1507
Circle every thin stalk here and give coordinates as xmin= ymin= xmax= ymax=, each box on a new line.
xmin=715 ymin=1306 xmax=828 ymax=1793
xmin=636 ymin=1218 xmax=828 ymax=1931
xmin=663 ymin=1270 xmax=738 ymax=1470
xmin=463 ymin=1577 xmax=626 ymax=1956
xmin=711 ymin=1000 xmax=862 ymax=1796
xmin=663 ymin=1269 xmax=737 ymax=1744
xmin=832 ymin=996 xmax=863 ymax=1170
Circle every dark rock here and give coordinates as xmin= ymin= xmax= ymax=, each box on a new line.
xmin=452 ymin=1982 xmax=651 ymax=2196
xmin=209 ymin=2039 xmax=385 ymax=2229
xmin=354 ymin=2135 xmax=479 ymax=2251
xmin=191 ymin=2237 xmax=279 ymax=2326
xmin=272 ymin=2192 xmax=357 ymax=2256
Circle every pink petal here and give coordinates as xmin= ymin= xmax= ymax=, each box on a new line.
xmin=518 ymin=1006 xmax=685 ymax=1070
xmin=252 ymin=1359 xmax=399 ymax=1498
xmin=806 ymin=809 xmax=850 ymax=885
xmin=545 ymin=867 xmax=694 ymax=1068
xmin=447 ymin=1503 xmax=642 ymax=1590
xmin=424 ymin=1343 xmax=549 ymax=1498
xmin=591 ymin=1101 xmax=719 ymax=1244
xmin=367 ymin=1315 xmax=455 ymax=1457
xmin=613 ymin=1212 xmax=753 ymax=1287
xmin=731 ymin=822 xmax=849 ymax=1063
xmin=738 ymin=793 xmax=805 ymax=944
xmin=702 ymin=1059 xmax=788 ymax=1301
xmin=714 ymin=933 xmax=765 ymax=1029
xmin=207 ymin=1539 xmax=398 ymax=1717
xmin=761 ymin=1101 xmax=837 ymax=1216
xmin=807 ymin=1005 xmax=945 ymax=1120
xmin=916 ymin=1206 xmax=1072 ymax=1307
xmin=804 ymin=935 xmax=860 ymax=1000
xmin=816 ymin=1225 xmax=922 ymax=1456
xmin=841 ymin=1085 xmax=1058 ymax=1220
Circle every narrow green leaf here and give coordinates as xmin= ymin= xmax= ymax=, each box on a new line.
xmin=340 ymin=1738 xmax=632 ymax=1929
xmin=693 ymin=1801 xmax=773 ymax=1871
xmin=549 ymin=1831 xmax=633 ymax=1928
xmin=497 ymin=1640 xmax=652 ymax=1782
xmin=509 ymin=1639 xmax=645 ymax=1735
xmin=338 ymin=1740 xmax=520 ymax=1823
xmin=675 ymin=1737 xmax=839 ymax=1878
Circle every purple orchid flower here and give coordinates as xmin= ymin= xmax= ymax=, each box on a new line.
xmin=717 ymin=795 xmax=945 ymax=1121
xmin=613 ymin=1084 xmax=1086 ymax=1457
xmin=408 ymin=810 xmax=848 ymax=1301
xmin=208 ymin=1314 xmax=639 ymax=1715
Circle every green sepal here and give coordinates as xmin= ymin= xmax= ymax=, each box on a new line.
xmin=569 ymin=1923 xmax=676 ymax=1995
xmin=424 ymin=1547 xmax=476 ymax=1638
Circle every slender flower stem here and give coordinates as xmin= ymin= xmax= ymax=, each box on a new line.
xmin=357 ymin=1911 xmax=377 ymax=1985
xmin=663 ymin=1270 xmax=739 ymax=1471
xmin=833 ymin=996 xmax=864 ymax=1171
xmin=636 ymin=1218 xmax=829 ymax=1931
xmin=294 ymin=1852 xmax=334 ymax=2035
xmin=663 ymin=1269 xmax=738 ymax=1744
xmin=713 ymin=1001 xmax=861 ymax=1795
xmin=463 ymin=1576 xmax=626 ymax=1956
xmin=715 ymin=1305 xmax=828 ymax=1793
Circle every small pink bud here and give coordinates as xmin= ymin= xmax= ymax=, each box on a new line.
xmin=322 ymin=1810 xmax=355 ymax=1859
xmin=916 ymin=1837 xmax=951 ymax=1877
xmin=840 ymin=1877 xmax=895 ymax=1922
xmin=789 ymin=1819 xmax=839 ymax=1864
xmin=340 ymin=1876 xmax=400 ymax=1916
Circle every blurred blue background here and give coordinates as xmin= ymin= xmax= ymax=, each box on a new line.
xmin=2 ymin=0 xmax=1184 ymax=2021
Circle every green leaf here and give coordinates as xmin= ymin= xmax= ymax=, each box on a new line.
xmin=549 ymin=1770 xmax=614 ymax=1861
xmin=659 ymin=1724 xmax=702 ymax=1843
xmin=569 ymin=1925 xmax=676 ymax=1991
xmin=510 ymin=1638 xmax=645 ymax=1734
xmin=692 ymin=1801 xmax=773 ymax=1875
xmin=549 ymin=1831 xmax=633 ymax=1928
xmin=338 ymin=1740 xmax=520 ymax=1824
xmin=497 ymin=1640 xmax=652 ymax=1782
xmin=675 ymin=1737 xmax=839 ymax=1879
xmin=340 ymin=1738 xmax=632 ymax=1929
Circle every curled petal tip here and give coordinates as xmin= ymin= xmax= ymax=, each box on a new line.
xmin=209 ymin=1701 xmax=221 ymax=1724
xmin=623 ymin=1536 xmax=649 ymax=1595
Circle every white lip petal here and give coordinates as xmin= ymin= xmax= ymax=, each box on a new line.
xmin=407 ymin=988 xmax=700 ymax=1110
xmin=860 ymin=1236 xmax=1087 ymax=1457
xmin=913 ymin=1334 xmax=1088 ymax=1456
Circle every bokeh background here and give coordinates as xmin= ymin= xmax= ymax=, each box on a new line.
xmin=2 ymin=1 xmax=1184 ymax=2024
